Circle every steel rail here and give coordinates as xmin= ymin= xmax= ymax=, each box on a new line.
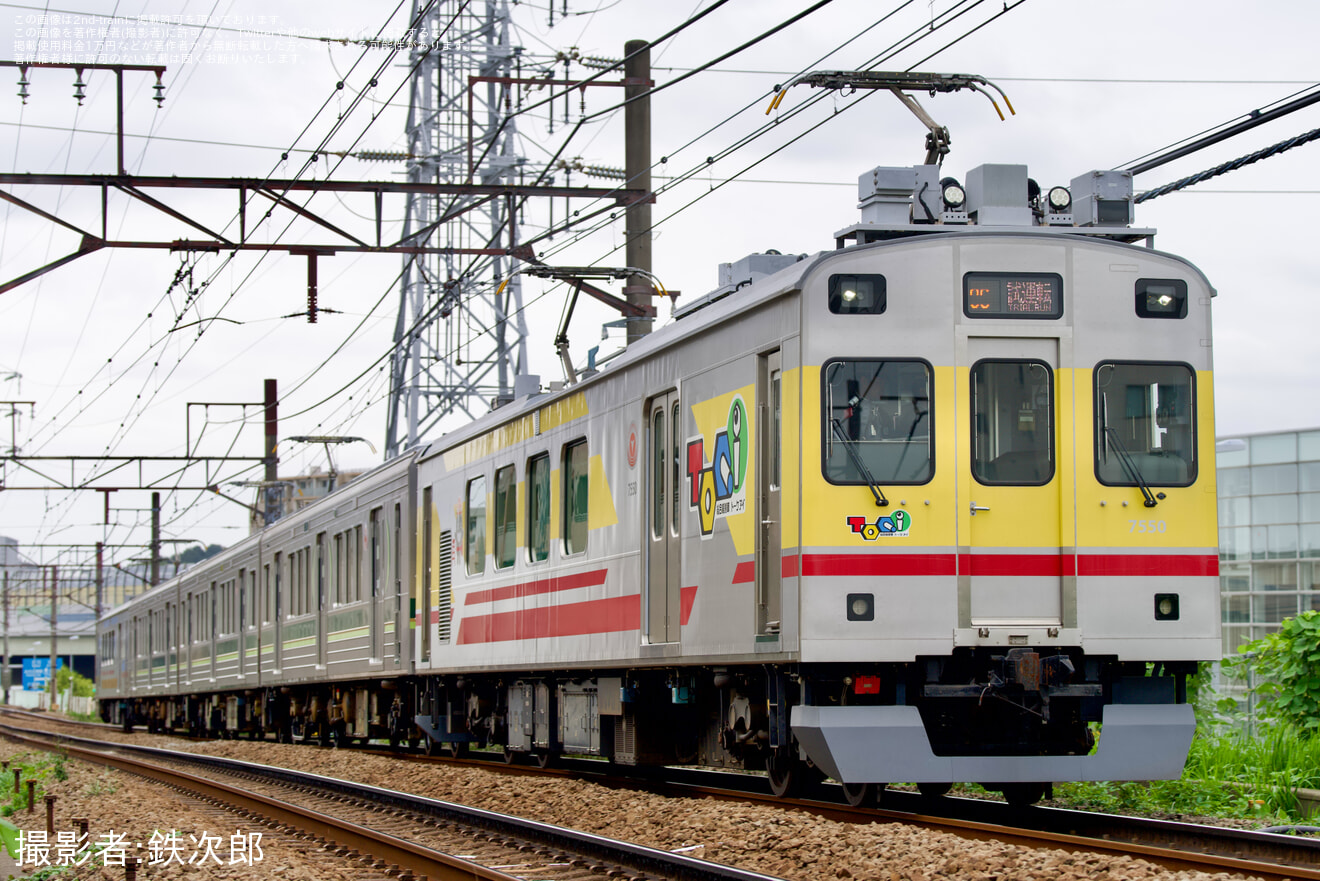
xmin=0 ymin=726 xmax=522 ymax=881
xmin=10 ymin=710 xmax=1317 ymax=880
xmin=0 ymin=722 xmax=791 ymax=881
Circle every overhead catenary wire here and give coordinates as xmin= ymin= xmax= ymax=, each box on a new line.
xmin=450 ymin=0 xmax=943 ymax=303
xmin=19 ymin=1 xmax=440 ymax=543
xmin=11 ymin=0 xmax=1029 ymax=558
xmin=389 ymin=0 xmax=997 ymax=402
xmin=515 ymin=0 xmax=1003 ymax=266
xmin=1119 ymin=82 xmax=1320 ymax=173
xmin=323 ymin=0 xmax=1027 ymax=421
xmin=1135 ymin=126 xmax=1320 ymax=203
xmin=21 ymin=0 xmax=434 ymax=457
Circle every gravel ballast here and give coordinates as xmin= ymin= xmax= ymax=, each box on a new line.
xmin=1 ymin=714 xmax=1269 ymax=880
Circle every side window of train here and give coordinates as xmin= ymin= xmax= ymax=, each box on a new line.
xmin=823 ymin=359 xmax=933 ymax=484
xmin=971 ymin=360 xmax=1054 ymax=485
xmin=1135 ymin=278 xmax=1188 ymax=319
xmin=1095 ymin=361 xmax=1196 ymax=487
xmin=466 ymin=475 xmax=487 ymax=575
xmin=564 ymin=438 xmax=589 ymax=555
xmin=527 ymin=453 xmax=551 ymax=563
xmin=494 ymin=465 xmax=517 ymax=570
xmin=828 ymin=273 xmax=886 ymax=314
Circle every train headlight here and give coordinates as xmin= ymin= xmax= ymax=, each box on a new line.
xmin=1135 ymin=278 xmax=1188 ymax=319
xmin=939 ymin=177 xmax=965 ymax=211
xmin=1154 ymin=593 xmax=1180 ymax=621
xmin=847 ymin=592 xmax=874 ymax=621
xmin=1047 ymin=186 xmax=1071 ymax=212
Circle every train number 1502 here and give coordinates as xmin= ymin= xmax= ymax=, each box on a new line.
xmin=1129 ymin=519 xmax=1167 ymax=534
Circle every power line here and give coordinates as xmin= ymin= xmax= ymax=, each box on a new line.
xmin=1118 ymin=82 xmax=1320 ymax=172
xmin=16 ymin=2 xmax=431 ymax=541
xmin=1135 ymin=126 xmax=1320 ymax=203
xmin=382 ymin=0 xmax=1023 ymax=395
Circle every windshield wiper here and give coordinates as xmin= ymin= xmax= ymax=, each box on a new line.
xmin=1104 ymin=426 xmax=1165 ymax=508
xmin=830 ymin=418 xmax=889 ymax=507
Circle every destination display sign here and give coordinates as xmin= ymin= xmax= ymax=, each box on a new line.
xmin=964 ymin=272 xmax=1063 ymax=319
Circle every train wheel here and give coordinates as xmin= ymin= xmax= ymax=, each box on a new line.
xmin=999 ymin=783 xmax=1047 ymax=807
xmin=333 ymin=727 xmax=351 ymax=750
xmin=532 ymin=750 xmax=552 ymax=769
xmin=918 ymin=783 xmax=952 ymax=799
xmin=502 ymin=747 xmax=518 ymax=765
xmin=766 ymin=751 xmax=800 ymax=798
xmin=840 ymin=782 xmax=876 ymax=808
xmin=424 ymin=737 xmax=443 ymax=757
xmin=446 ymin=742 xmax=469 ymax=759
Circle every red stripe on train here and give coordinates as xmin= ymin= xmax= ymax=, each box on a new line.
xmin=456 ymin=594 xmax=640 ymax=644
xmin=957 ymin=554 xmax=1076 ymax=577
xmin=1076 ymin=554 xmax=1219 ymax=577
xmin=465 ymin=568 xmax=608 ymax=605
xmin=802 ymin=553 xmax=958 ymax=577
xmin=791 ymin=552 xmax=1217 ymax=578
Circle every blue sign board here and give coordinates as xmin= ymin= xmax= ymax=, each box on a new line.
xmin=21 ymin=657 xmax=63 ymax=691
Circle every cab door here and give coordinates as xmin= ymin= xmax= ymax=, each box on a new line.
xmin=645 ymin=391 xmax=682 ymax=644
xmin=958 ymin=337 xmax=1067 ymax=626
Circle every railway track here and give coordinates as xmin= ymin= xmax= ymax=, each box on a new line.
xmin=0 ymin=720 xmax=789 ymax=881
xmin=6 ymin=710 xmax=1319 ymax=880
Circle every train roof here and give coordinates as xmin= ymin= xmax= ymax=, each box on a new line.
xmin=410 ymin=161 xmax=1219 ymax=476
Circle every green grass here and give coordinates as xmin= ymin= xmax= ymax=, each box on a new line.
xmin=1048 ymin=726 xmax=1320 ymax=822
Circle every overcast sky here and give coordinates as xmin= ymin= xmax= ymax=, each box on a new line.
xmin=1 ymin=0 xmax=1316 ymax=570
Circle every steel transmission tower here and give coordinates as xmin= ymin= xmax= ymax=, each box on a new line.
xmin=387 ymin=0 xmax=529 ymax=458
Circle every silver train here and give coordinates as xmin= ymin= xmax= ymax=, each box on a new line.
xmin=99 ymin=162 xmax=1220 ymax=804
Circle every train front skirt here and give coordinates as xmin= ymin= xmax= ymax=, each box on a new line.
xmin=791 ymin=703 xmax=1195 ymax=783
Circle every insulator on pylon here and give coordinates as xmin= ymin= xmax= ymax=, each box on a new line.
xmin=354 ymin=151 xmax=411 ymax=162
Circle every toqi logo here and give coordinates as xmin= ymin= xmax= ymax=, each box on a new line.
xmin=627 ymin=422 xmax=638 ymax=469
xmin=686 ymin=395 xmax=749 ymax=538
xmin=847 ymin=510 xmax=912 ymax=539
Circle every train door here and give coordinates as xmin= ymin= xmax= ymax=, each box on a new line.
xmin=958 ymin=337 xmax=1066 ymax=626
xmin=756 ymin=350 xmax=782 ymax=636
xmin=421 ymin=487 xmax=432 ymax=665
xmin=272 ymin=554 xmax=282 ymax=672
xmin=393 ymin=502 xmax=404 ymax=666
xmin=370 ymin=508 xmax=382 ymax=662
xmin=316 ymin=532 xmax=327 ymax=668
xmin=238 ymin=570 xmax=248 ymax=679
xmin=645 ymin=391 xmax=682 ymax=644
xmin=209 ymin=582 xmax=217 ymax=680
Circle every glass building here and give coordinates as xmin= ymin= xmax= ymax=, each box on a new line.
xmin=1217 ymin=428 xmax=1320 ymax=659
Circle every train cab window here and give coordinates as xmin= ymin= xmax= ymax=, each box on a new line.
xmin=1135 ymin=278 xmax=1188 ymax=319
xmin=494 ymin=465 xmax=517 ymax=569
xmin=828 ymin=273 xmax=886 ymax=314
xmin=564 ymin=439 xmax=589 ymax=555
xmin=527 ymin=454 xmax=550 ymax=562
xmin=823 ymin=359 xmax=933 ymax=484
xmin=1095 ymin=361 xmax=1196 ymax=487
xmin=971 ymin=360 xmax=1054 ymax=485
xmin=466 ymin=475 xmax=487 ymax=575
